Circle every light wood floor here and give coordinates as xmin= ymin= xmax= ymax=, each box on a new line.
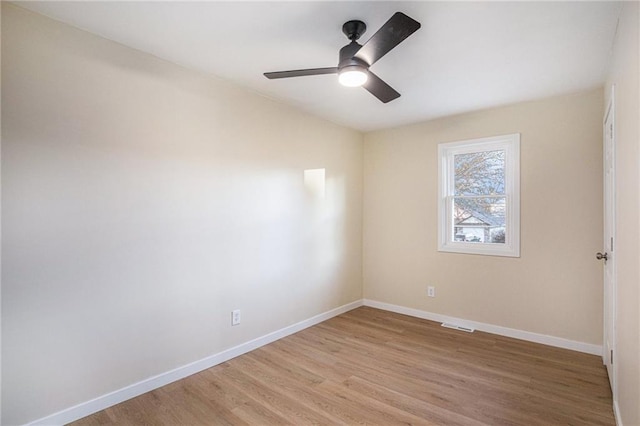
xmin=72 ymin=307 xmax=615 ymax=425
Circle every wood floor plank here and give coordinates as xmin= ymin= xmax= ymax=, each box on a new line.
xmin=70 ymin=307 xmax=615 ymax=425
xmin=340 ymin=375 xmax=487 ymax=426
xmin=217 ymin=364 xmax=337 ymax=425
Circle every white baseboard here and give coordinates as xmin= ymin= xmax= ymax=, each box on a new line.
xmin=27 ymin=300 xmax=364 ymax=426
xmin=613 ymin=400 xmax=622 ymax=426
xmin=363 ymin=299 xmax=602 ymax=356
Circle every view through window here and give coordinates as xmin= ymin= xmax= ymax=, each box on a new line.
xmin=453 ymin=150 xmax=506 ymax=244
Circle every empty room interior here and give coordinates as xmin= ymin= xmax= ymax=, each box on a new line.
xmin=2 ymin=1 xmax=639 ymax=425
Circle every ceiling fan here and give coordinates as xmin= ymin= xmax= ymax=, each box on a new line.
xmin=264 ymin=12 xmax=421 ymax=103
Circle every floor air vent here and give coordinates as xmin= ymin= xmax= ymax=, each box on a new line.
xmin=441 ymin=323 xmax=475 ymax=333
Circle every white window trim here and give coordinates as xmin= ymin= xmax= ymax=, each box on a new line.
xmin=438 ymin=133 xmax=520 ymax=257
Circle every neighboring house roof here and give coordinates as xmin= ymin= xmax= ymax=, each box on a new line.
xmin=456 ymin=209 xmax=504 ymax=227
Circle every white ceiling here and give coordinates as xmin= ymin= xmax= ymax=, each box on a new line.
xmin=16 ymin=1 xmax=622 ymax=132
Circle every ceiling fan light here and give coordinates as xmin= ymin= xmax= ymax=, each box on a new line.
xmin=338 ymin=66 xmax=368 ymax=87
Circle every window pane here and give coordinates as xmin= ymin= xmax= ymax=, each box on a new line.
xmin=454 ymin=150 xmax=505 ymax=196
xmin=453 ymin=197 xmax=506 ymax=244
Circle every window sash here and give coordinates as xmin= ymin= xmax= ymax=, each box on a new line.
xmin=448 ymin=195 xmax=508 ymax=245
xmin=450 ymin=194 xmax=507 ymax=200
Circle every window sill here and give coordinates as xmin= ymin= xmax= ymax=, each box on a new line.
xmin=438 ymin=242 xmax=520 ymax=258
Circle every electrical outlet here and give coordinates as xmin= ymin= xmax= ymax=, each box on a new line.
xmin=231 ymin=309 xmax=241 ymax=326
xmin=427 ymin=286 xmax=436 ymax=298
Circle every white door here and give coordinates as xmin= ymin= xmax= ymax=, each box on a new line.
xmin=601 ymin=89 xmax=616 ymax=393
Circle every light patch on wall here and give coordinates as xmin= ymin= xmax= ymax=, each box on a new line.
xmin=304 ymin=168 xmax=325 ymax=199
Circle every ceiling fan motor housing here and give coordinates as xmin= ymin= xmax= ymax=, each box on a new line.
xmin=338 ymin=41 xmax=368 ymax=71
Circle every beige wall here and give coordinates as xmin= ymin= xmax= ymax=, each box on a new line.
xmin=364 ymin=89 xmax=604 ymax=345
xmin=1 ymin=4 xmax=363 ymax=424
xmin=605 ymin=2 xmax=640 ymax=424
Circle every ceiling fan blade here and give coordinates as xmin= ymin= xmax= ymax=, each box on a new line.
xmin=264 ymin=67 xmax=338 ymax=79
xmin=363 ymin=71 xmax=400 ymax=103
xmin=354 ymin=12 xmax=421 ymax=66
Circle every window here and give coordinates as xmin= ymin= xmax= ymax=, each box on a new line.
xmin=438 ymin=134 xmax=520 ymax=257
